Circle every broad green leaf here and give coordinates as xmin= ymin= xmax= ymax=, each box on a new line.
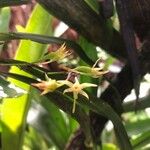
xmin=1 ymin=4 xmax=53 ymax=150
xmin=0 ymin=0 xmax=30 ymax=8
xmin=0 ymin=7 xmax=10 ymax=53
xmin=102 ymin=143 xmax=118 ymax=150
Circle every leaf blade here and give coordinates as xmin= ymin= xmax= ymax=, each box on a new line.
xmin=1 ymin=4 xmax=53 ymax=150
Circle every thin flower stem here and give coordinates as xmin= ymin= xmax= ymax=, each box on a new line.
xmin=72 ymin=98 xmax=77 ymax=113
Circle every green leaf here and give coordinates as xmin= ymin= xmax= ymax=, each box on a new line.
xmin=84 ymin=0 xmax=99 ymax=14
xmin=84 ymin=98 xmax=132 ymax=150
xmin=28 ymin=89 xmax=72 ymax=149
xmin=23 ymin=127 xmax=49 ymax=150
xmin=1 ymin=70 xmax=93 ymax=148
xmin=1 ymin=4 xmax=53 ymax=150
xmin=102 ymin=143 xmax=118 ymax=150
xmin=123 ymin=95 xmax=150 ymax=112
xmin=1 ymin=70 xmax=132 ymax=150
xmin=0 ymin=71 xmax=37 ymax=84
xmin=77 ymin=36 xmax=99 ymax=146
xmin=125 ymin=119 xmax=150 ymax=136
xmin=0 ymin=32 xmax=94 ymax=65
xmin=132 ymin=131 xmax=150 ymax=149
xmin=0 ymin=0 xmax=30 ymax=8
xmin=0 ymin=58 xmax=67 ymax=81
xmin=42 ymin=91 xmax=132 ymax=150
xmin=0 ymin=7 xmax=10 ymax=53
xmin=78 ymin=36 xmax=98 ymax=98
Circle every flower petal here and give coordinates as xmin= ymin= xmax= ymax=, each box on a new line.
xmin=92 ymin=67 xmax=103 ymax=71
xmin=41 ymin=90 xmax=49 ymax=95
xmin=31 ymin=82 xmax=46 ymax=90
xmin=45 ymin=73 xmax=50 ymax=81
xmin=80 ymin=90 xmax=89 ymax=99
xmin=63 ymin=88 xmax=73 ymax=94
xmin=81 ymin=83 xmax=97 ymax=88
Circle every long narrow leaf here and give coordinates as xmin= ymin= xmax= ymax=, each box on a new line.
xmin=123 ymin=95 xmax=150 ymax=112
xmin=78 ymin=97 xmax=132 ymax=150
xmin=0 ymin=0 xmax=30 ymax=8
xmin=0 ymin=58 xmax=67 ymax=80
xmin=84 ymin=0 xmax=99 ymax=14
xmin=0 ymin=32 xmax=94 ymax=65
xmin=125 ymin=119 xmax=150 ymax=136
xmin=132 ymin=131 xmax=150 ymax=149
xmin=36 ymin=91 xmax=133 ymax=150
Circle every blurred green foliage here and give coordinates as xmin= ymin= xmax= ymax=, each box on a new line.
xmin=0 ymin=1 xmax=150 ymax=150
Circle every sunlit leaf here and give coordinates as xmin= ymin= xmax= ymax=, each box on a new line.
xmin=1 ymin=4 xmax=53 ymax=150
xmin=0 ymin=7 xmax=10 ymax=53
xmin=102 ymin=143 xmax=118 ymax=150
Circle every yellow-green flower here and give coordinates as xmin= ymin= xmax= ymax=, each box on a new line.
xmin=73 ymin=59 xmax=108 ymax=78
xmin=40 ymin=43 xmax=71 ymax=63
xmin=73 ymin=66 xmax=107 ymax=78
xmin=62 ymin=77 xmax=97 ymax=113
xmin=32 ymin=74 xmax=64 ymax=95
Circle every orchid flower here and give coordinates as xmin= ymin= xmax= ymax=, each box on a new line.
xmin=32 ymin=74 xmax=64 ymax=95
xmin=62 ymin=77 xmax=97 ymax=113
xmin=40 ymin=43 xmax=71 ymax=64
xmin=73 ymin=58 xmax=108 ymax=78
